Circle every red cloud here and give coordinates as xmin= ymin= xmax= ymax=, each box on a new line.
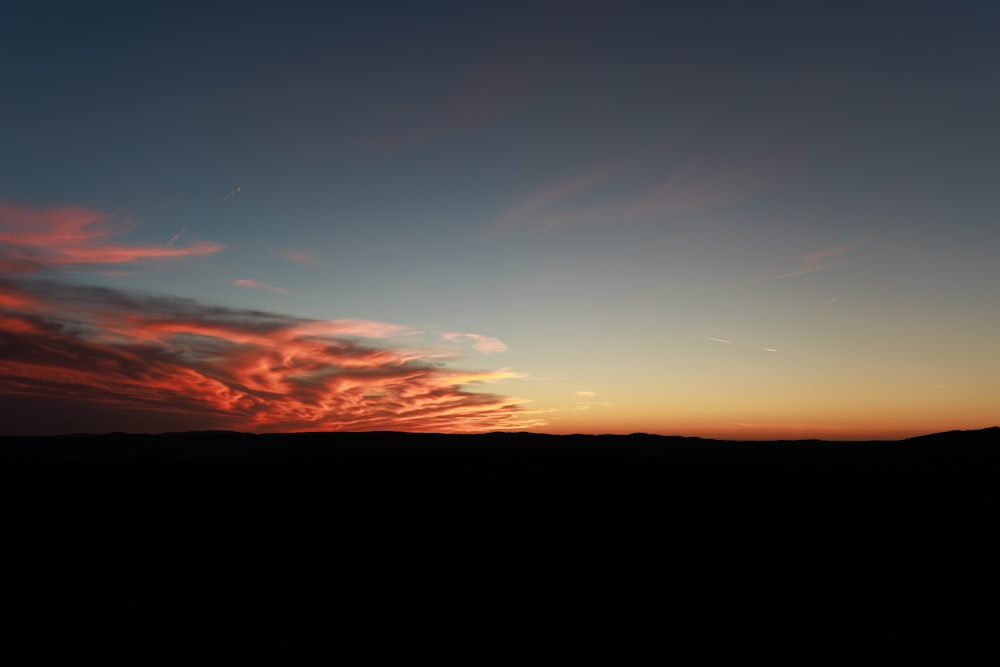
xmin=0 ymin=201 xmax=222 ymax=271
xmin=0 ymin=280 xmax=541 ymax=434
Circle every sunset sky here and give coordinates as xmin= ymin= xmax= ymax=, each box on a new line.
xmin=2 ymin=1 xmax=998 ymax=438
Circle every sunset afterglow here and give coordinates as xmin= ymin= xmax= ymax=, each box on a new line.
xmin=2 ymin=2 xmax=998 ymax=438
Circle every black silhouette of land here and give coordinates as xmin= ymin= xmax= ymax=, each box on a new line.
xmin=2 ymin=427 xmax=998 ymax=664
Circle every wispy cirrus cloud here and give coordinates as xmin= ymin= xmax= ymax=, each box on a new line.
xmin=491 ymin=159 xmax=631 ymax=230
xmin=574 ymin=402 xmax=613 ymax=412
xmin=233 ymin=278 xmax=290 ymax=294
xmin=493 ymin=155 xmax=794 ymax=231
xmin=353 ymin=2 xmax=622 ymax=157
xmin=440 ymin=332 xmax=509 ymax=354
xmin=0 ymin=280 xmax=542 ymax=434
xmin=292 ymin=318 xmax=416 ymax=340
xmin=0 ymin=201 xmax=222 ymax=272
xmin=278 ymin=248 xmax=320 ymax=265
xmin=736 ymin=235 xmax=873 ymax=286
xmin=772 ymin=236 xmax=873 ymax=280
xmin=353 ymin=45 xmax=532 ymax=156
xmin=0 ymin=198 xmax=538 ymax=433
xmin=572 ymin=390 xmax=611 ymax=411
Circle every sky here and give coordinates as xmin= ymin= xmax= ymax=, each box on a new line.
xmin=2 ymin=0 xmax=998 ymax=439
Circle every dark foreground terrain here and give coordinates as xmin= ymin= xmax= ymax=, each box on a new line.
xmin=2 ymin=428 xmax=998 ymax=665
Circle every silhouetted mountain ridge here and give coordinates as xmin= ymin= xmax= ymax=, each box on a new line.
xmin=1 ymin=425 xmax=996 ymax=465
xmin=2 ymin=426 xmax=997 ymax=665
xmin=901 ymin=425 xmax=999 ymax=442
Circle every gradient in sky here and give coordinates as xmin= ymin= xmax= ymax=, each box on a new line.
xmin=2 ymin=1 xmax=998 ymax=438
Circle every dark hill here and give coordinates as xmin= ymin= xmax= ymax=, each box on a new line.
xmin=2 ymin=428 xmax=997 ymax=664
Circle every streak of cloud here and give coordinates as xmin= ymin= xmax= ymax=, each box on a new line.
xmin=694 ymin=332 xmax=777 ymax=353
xmin=493 ymin=155 xmax=794 ymax=231
xmin=573 ymin=389 xmax=610 ymax=411
xmin=697 ymin=334 xmax=735 ymax=345
xmin=440 ymin=332 xmax=509 ymax=354
xmin=167 ymin=228 xmax=185 ymax=246
xmin=491 ymin=160 xmax=630 ymax=230
xmin=278 ymin=249 xmax=320 ymax=265
xmin=232 ymin=278 xmax=290 ymax=294
xmin=0 ymin=201 xmax=223 ymax=271
xmin=354 ymin=43 xmax=532 ymax=156
xmin=353 ymin=3 xmax=621 ymax=158
xmin=574 ymin=402 xmax=613 ymax=411
xmin=773 ymin=236 xmax=873 ymax=280
xmin=293 ymin=319 xmax=415 ymax=340
xmin=221 ymin=186 xmax=241 ymax=202
xmin=727 ymin=236 xmax=873 ymax=288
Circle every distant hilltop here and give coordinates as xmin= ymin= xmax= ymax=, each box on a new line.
xmin=4 ymin=425 xmax=997 ymax=442
xmin=902 ymin=426 xmax=999 ymax=442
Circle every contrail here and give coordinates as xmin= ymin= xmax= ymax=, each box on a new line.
xmin=221 ymin=186 xmax=241 ymax=202
xmin=167 ymin=228 xmax=185 ymax=246
xmin=694 ymin=332 xmax=776 ymax=352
